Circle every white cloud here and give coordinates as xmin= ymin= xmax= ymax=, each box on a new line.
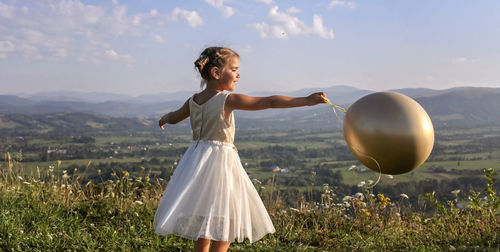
xmin=0 ymin=40 xmax=16 ymax=58
xmin=286 ymin=7 xmax=302 ymax=14
xmin=254 ymin=0 xmax=274 ymax=5
xmin=0 ymin=2 xmax=14 ymax=18
xmin=171 ymin=8 xmax=203 ymax=27
xmin=20 ymin=44 xmax=42 ymax=60
xmin=204 ymin=0 xmax=235 ymax=18
xmin=0 ymin=1 xmax=202 ymax=64
xmin=105 ymin=49 xmax=133 ymax=66
xmin=328 ymin=1 xmax=356 ymax=9
xmin=312 ymin=15 xmax=334 ymax=39
xmin=249 ymin=6 xmax=334 ymax=40
xmin=151 ymin=33 xmax=166 ymax=43
xmin=451 ymin=57 xmax=480 ymax=64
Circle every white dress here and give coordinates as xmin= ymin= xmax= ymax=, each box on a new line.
xmin=153 ymin=92 xmax=275 ymax=243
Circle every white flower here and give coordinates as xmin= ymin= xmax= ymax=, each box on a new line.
xmin=367 ymin=180 xmax=374 ymax=185
xmin=451 ymin=189 xmax=460 ymax=196
xmin=252 ymin=178 xmax=262 ymax=184
xmin=357 ymin=181 xmax=366 ymax=187
xmin=354 ymin=192 xmax=364 ymax=200
xmin=348 ymin=165 xmax=356 ymax=171
xmin=62 ymin=174 xmax=70 ymax=179
xmin=342 ymin=196 xmax=352 ymax=202
xmin=400 ymin=193 xmax=409 ymax=199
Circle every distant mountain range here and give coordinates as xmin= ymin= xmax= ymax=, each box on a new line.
xmin=1 ymin=85 xmax=500 ymax=127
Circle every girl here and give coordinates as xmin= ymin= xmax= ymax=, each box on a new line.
xmin=154 ymin=46 xmax=327 ymax=252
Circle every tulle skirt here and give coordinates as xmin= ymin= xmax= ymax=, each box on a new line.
xmin=153 ymin=140 xmax=275 ymax=243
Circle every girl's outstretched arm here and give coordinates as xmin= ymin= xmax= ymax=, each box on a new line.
xmin=226 ymin=92 xmax=327 ymax=112
xmin=159 ymin=99 xmax=190 ymax=129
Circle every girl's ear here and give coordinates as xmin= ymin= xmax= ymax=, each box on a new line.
xmin=210 ymin=66 xmax=221 ymax=80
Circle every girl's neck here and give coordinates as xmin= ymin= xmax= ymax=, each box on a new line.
xmin=205 ymin=82 xmax=224 ymax=93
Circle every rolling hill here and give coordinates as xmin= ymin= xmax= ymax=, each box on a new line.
xmin=1 ymin=86 xmax=500 ymax=129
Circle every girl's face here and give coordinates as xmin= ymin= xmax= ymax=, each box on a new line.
xmin=218 ymin=57 xmax=240 ymax=91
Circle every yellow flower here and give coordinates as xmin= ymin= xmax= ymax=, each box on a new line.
xmin=362 ymin=209 xmax=372 ymax=216
xmin=121 ymin=171 xmax=130 ymax=178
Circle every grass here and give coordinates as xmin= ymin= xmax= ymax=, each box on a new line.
xmin=1 ymin=154 xmax=499 ymax=251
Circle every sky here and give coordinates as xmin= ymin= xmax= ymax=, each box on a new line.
xmin=1 ymin=0 xmax=499 ymax=96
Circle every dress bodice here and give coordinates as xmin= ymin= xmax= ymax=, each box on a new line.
xmin=189 ymin=92 xmax=235 ymax=144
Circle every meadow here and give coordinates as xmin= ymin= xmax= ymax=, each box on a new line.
xmin=0 ymin=155 xmax=498 ymax=251
xmin=1 ymin=114 xmax=500 ymax=250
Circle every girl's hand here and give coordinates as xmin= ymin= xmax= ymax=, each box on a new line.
xmin=307 ymin=92 xmax=328 ymax=106
xmin=159 ymin=116 xmax=167 ymax=130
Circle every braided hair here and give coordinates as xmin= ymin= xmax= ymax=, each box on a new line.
xmin=194 ymin=47 xmax=239 ymax=89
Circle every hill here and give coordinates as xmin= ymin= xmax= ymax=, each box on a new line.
xmin=1 ymin=86 xmax=500 ymax=128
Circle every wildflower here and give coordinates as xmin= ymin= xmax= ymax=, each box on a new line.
xmin=62 ymin=174 xmax=69 ymax=179
xmin=367 ymin=180 xmax=374 ymax=185
xmin=57 ymin=160 xmax=61 ymax=166
xmin=451 ymin=189 xmax=460 ymax=196
xmin=122 ymin=171 xmax=130 ymax=178
xmin=348 ymin=165 xmax=356 ymax=171
xmin=144 ymin=177 xmax=150 ymax=183
xmin=317 ymin=230 xmax=324 ymax=234
xmin=357 ymin=181 xmax=365 ymax=187
xmin=74 ymin=168 xmax=77 ymax=172
xmin=252 ymin=178 xmax=262 ymax=184
xmin=400 ymin=193 xmax=409 ymax=199
xmin=342 ymin=196 xmax=352 ymax=202
xmin=354 ymin=192 xmax=364 ymax=200
xmin=140 ymin=166 xmax=145 ymax=171
xmin=97 ymin=169 xmax=101 ymax=174
xmin=362 ymin=209 xmax=372 ymax=216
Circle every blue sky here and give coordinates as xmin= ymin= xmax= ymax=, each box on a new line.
xmin=1 ymin=0 xmax=499 ymax=96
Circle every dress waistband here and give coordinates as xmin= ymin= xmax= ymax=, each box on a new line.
xmin=192 ymin=139 xmax=237 ymax=151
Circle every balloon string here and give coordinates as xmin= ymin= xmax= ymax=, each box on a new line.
xmin=324 ymin=97 xmax=382 ymax=188
xmin=350 ymin=146 xmax=382 ymax=188
xmin=324 ymin=97 xmax=347 ymax=122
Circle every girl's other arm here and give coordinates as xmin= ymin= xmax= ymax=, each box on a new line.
xmin=159 ymin=99 xmax=190 ymax=130
xmin=226 ymin=92 xmax=327 ymax=112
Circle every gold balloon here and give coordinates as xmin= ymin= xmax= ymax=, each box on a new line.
xmin=343 ymin=92 xmax=434 ymax=175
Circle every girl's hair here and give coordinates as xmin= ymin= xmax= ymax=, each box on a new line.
xmin=194 ymin=47 xmax=239 ymax=89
